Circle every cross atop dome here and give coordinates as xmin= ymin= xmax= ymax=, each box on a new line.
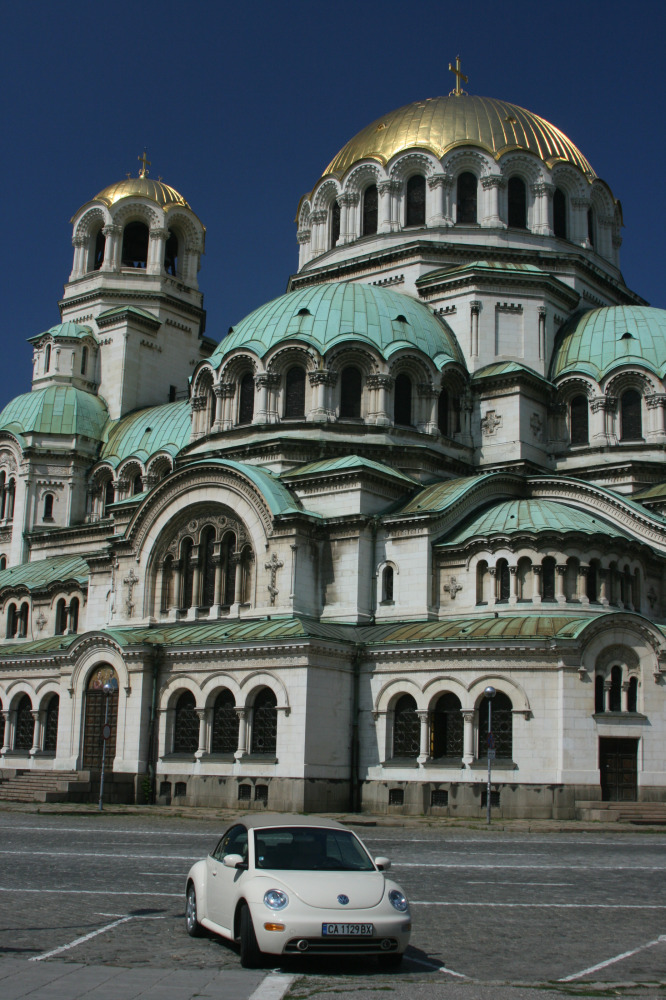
xmin=448 ymin=55 xmax=468 ymax=96
xmin=138 ymin=150 xmax=151 ymax=178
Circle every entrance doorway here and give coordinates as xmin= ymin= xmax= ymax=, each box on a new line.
xmin=599 ymin=737 xmax=638 ymax=801
xmin=82 ymin=665 xmax=118 ymax=769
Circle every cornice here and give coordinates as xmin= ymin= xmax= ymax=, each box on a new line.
xmin=59 ymin=287 xmax=206 ymax=323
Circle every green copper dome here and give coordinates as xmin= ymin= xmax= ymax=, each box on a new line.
xmin=550 ymin=307 xmax=666 ymax=381
xmin=0 ymin=385 xmax=108 ymax=440
xmin=100 ymin=401 xmax=191 ymax=467
xmin=27 ymin=321 xmax=97 ymax=345
xmin=210 ymin=282 xmax=465 ymax=369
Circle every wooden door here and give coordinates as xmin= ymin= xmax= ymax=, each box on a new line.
xmin=599 ymin=737 xmax=638 ymax=801
xmin=82 ymin=666 xmax=118 ymax=769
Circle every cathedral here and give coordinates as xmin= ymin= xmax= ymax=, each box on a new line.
xmin=1 ymin=69 xmax=665 ymax=818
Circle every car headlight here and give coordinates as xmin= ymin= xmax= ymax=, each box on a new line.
xmin=388 ymin=889 xmax=409 ymax=912
xmin=264 ymin=889 xmax=289 ymax=910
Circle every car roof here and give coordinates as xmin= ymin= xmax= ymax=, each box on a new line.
xmin=231 ymin=814 xmax=349 ymax=832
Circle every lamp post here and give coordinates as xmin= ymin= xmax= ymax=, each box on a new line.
xmin=98 ymin=677 xmax=118 ymax=811
xmin=484 ymin=685 xmax=496 ymax=826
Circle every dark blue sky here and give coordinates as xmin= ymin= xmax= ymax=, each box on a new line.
xmin=1 ymin=0 xmax=664 ymax=407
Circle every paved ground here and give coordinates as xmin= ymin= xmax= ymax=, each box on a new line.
xmin=1 ymin=805 xmax=665 ymax=999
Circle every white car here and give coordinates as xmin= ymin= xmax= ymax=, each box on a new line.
xmin=185 ymin=814 xmax=411 ymax=968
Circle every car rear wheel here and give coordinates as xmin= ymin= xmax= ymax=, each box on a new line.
xmin=186 ymin=884 xmax=203 ymax=937
xmin=239 ymin=904 xmax=263 ymax=968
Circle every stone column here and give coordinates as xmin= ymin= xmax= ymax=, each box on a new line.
xmin=488 ymin=567 xmax=497 ymax=606
xmin=71 ymin=235 xmax=88 ymax=279
xmin=509 ymin=565 xmax=518 ymax=605
xmin=338 ymin=192 xmax=359 ymax=243
xmin=462 ymin=710 xmax=475 ymax=765
xmin=102 ymin=224 xmax=122 ymax=271
xmin=427 ymin=173 xmax=453 ymax=226
xmin=172 ymin=560 xmax=182 ymax=613
xmin=366 ymin=374 xmax=393 ymax=426
xmin=590 ymin=397 xmax=616 ymax=445
xmin=309 ymin=210 xmax=327 ymax=256
xmin=231 ymin=553 xmax=242 ymax=606
xmin=603 ymin=680 xmax=611 ymax=713
xmin=417 ymin=384 xmax=439 ymax=434
xmin=598 ymin=568 xmax=609 ymax=607
xmin=235 ymin=708 xmax=248 ymax=758
xmin=4 ymin=710 xmax=16 ymax=753
xmin=645 ymin=395 xmax=666 ymax=443
xmin=531 ymin=182 xmax=554 ymax=235
xmin=571 ymin=197 xmax=592 ymax=248
xmin=470 ymin=301 xmax=481 ymax=357
xmin=532 ymin=565 xmax=542 ymax=604
xmin=195 ymin=709 xmax=208 ymax=759
xmin=417 ymin=711 xmax=430 ymax=764
xmin=30 ymin=710 xmax=42 ymax=755
xmin=481 ymin=176 xmax=505 ymax=227
xmin=556 ymin=565 xmax=567 ymax=604
xmin=579 ymin=566 xmax=590 ymax=606
xmin=297 ymin=228 xmax=311 ymax=269
xmin=190 ymin=396 xmax=207 ymax=439
xmin=211 ymin=384 xmax=224 ymax=431
xmin=190 ymin=547 xmax=201 ymax=611
xmin=308 ymin=370 xmax=336 ymax=422
xmin=378 ymin=180 xmax=400 ymax=233
xmin=622 ymin=681 xmax=631 ymax=713
xmin=213 ymin=556 xmax=223 ymax=612
xmin=148 ymin=227 xmax=169 ymax=275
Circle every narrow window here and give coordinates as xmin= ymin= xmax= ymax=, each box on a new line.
xmin=586 ymin=562 xmax=599 ymax=603
xmin=541 ymin=558 xmax=556 ymax=602
xmin=181 ymin=538 xmax=194 ymax=609
xmin=200 ymin=526 xmax=216 ymax=608
xmin=392 ymin=695 xmax=419 ymax=758
xmin=507 ymin=176 xmax=527 ymax=228
xmin=55 ymin=598 xmax=67 ymax=636
xmin=6 ymin=603 xmax=17 ymax=638
xmin=211 ymin=690 xmax=238 ymax=754
xmin=430 ymin=693 xmax=463 ymax=758
xmin=18 ymin=602 xmax=29 ymax=638
xmin=14 ymin=695 xmax=34 ymax=751
xmin=161 ymin=555 xmax=173 ymax=613
xmin=0 ymin=556 xmax=6 ymax=570
xmin=457 ymin=172 xmax=477 ymax=224
xmin=478 ymin=690 xmax=513 ymax=759
xmin=69 ymin=597 xmax=79 ymax=633
xmin=43 ymin=493 xmax=54 ymax=520
xmin=340 ymin=366 xmax=362 ymax=419
xmin=362 ymin=184 xmax=378 ymax=236
xmin=238 ymin=373 xmax=255 ymax=424
xmin=570 ymin=394 xmax=589 ymax=445
xmin=173 ymin=692 xmax=198 ymax=754
xmin=587 ymin=208 xmax=595 ymax=247
xmin=496 ymin=559 xmax=510 ymax=602
xmin=393 ymin=373 xmax=412 ymax=426
xmin=382 ymin=566 xmax=394 ymax=603
xmin=405 ymin=175 xmax=426 ymax=227
xmin=44 ymin=695 xmax=59 ymax=753
xmin=164 ymin=230 xmax=178 ymax=275
xmin=595 ymin=674 xmax=605 ymax=713
xmin=81 ymin=345 xmax=88 ymax=376
xmin=438 ymin=387 xmax=449 ymax=435
xmin=553 ymin=188 xmax=567 ymax=238
xmin=620 ymin=390 xmax=642 ymax=440
xmin=93 ymin=229 xmax=105 ymax=271
xmin=44 ymin=344 xmax=51 ymax=372
xmin=104 ymin=479 xmax=115 ymax=515
xmin=284 ymin=366 xmax=305 ymax=418
xmin=330 ymin=201 xmax=340 ymax=248
xmin=476 ymin=560 xmax=489 ymax=604
xmin=121 ymin=221 xmax=149 ymax=268
xmin=627 ymin=676 xmax=638 ymax=713
xmin=221 ymin=533 xmax=236 ymax=605
xmin=251 ymin=689 xmax=277 ymax=755
xmin=609 ymin=665 xmax=622 ymax=712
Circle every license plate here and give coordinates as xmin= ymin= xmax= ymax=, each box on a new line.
xmin=322 ymin=923 xmax=374 ymax=936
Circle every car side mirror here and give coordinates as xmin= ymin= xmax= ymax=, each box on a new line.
xmin=374 ymin=856 xmax=391 ymax=871
xmin=223 ymin=853 xmax=247 ymax=869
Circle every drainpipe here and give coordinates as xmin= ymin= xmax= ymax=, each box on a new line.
xmin=145 ymin=642 xmax=162 ymax=805
xmin=350 ymin=644 xmax=364 ymax=813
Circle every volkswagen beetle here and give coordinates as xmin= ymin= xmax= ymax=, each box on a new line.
xmin=185 ymin=814 xmax=411 ymax=968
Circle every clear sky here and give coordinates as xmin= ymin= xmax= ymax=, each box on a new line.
xmin=1 ymin=0 xmax=664 ymax=408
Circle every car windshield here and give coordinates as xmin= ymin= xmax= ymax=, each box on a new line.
xmin=254 ymin=827 xmax=375 ymax=871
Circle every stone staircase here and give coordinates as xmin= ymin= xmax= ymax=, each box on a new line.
xmin=0 ymin=769 xmax=91 ymax=803
xmin=576 ymin=800 xmax=666 ymax=824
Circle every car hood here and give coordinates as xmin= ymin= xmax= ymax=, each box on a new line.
xmin=259 ymin=870 xmax=386 ymax=909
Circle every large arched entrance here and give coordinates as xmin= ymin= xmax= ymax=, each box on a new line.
xmin=82 ymin=665 xmax=119 ymax=769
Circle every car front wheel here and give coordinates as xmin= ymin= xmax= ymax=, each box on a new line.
xmin=239 ymin=904 xmax=263 ymax=968
xmin=186 ymin=884 xmax=203 ymax=937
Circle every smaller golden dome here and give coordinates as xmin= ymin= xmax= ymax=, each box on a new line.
xmin=93 ymin=177 xmax=190 ymax=209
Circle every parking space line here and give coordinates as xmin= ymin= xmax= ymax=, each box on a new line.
xmin=413 ymin=901 xmax=666 ymax=908
xmin=30 ymin=915 xmax=134 ymax=961
xmin=397 ymin=862 xmax=666 ymax=870
xmin=0 ymin=849 xmax=196 ymax=860
xmin=248 ymin=974 xmax=296 ymax=1000
xmin=404 ymin=955 xmax=467 ymax=978
xmin=0 ymin=886 xmax=180 ymax=897
xmin=559 ymin=934 xmax=666 ymax=981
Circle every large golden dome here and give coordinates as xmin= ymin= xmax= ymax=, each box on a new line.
xmin=323 ymin=95 xmax=595 ymax=180
xmin=93 ymin=177 xmax=190 ymax=209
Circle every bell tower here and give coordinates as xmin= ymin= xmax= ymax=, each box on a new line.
xmin=61 ymin=157 xmax=212 ymax=419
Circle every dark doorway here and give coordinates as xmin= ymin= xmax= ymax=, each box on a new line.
xmin=599 ymin=737 xmax=638 ymax=801
xmin=82 ymin=666 xmax=118 ymax=769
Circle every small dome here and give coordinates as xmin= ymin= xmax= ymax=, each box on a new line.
xmin=0 ymin=385 xmax=108 ymax=440
xmin=28 ymin=322 xmax=96 ymax=344
xmin=91 ymin=177 xmax=190 ymax=210
xmin=551 ymin=306 xmax=666 ymax=381
xmin=210 ymin=282 xmax=465 ymax=368
xmin=322 ymin=95 xmax=595 ymax=181
xmin=100 ymin=401 xmax=191 ymax=467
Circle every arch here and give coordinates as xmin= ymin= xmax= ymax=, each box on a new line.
xmin=405 ymin=175 xmax=426 ymax=227
xmin=121 ymin=221 xmax=149 ymax=268
xmin=173 ymin=690 xmax=198 ymax=754
xmin=250 ymin=687 xmax=277 ymax=755
xmin=507 ymin=176 xmax=527 ymax=228
xmin=478 ymin=689 xmax=513 ymax=759
xmin=381 ymin=564 xmax=394 ymax=603
xmin=392 ymin=693 xmax=419 ymax=758
xmin=211 ymin=689 xmax=238 ymax=754
xmin=339 ymin=365 xmax=363 ymax=419
xmin=456 ymin=172 xmax=477 ymax=224
xmin=570 ymin=394 xmax=589 ymax=445
xmin=362 ymin=183 xmax=378 ymax=235
xmin=393 ymin=372 xmax=412 ymax=426
xmin=620 ymin=389 xmax=642 ymax=440
xmin=284 ymin=365 xmax=306 ymax=419
xmin=81 ymin=663 xmax=118 ymax=769
xmin=430 ymin=692 xmax=463 ymax=758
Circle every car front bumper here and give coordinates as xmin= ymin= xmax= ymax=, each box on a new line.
xmin=252 ymin=905 xmax=411 ymax=956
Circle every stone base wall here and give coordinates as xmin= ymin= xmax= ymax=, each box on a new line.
xmin=155 ymin=773 xmax=352 ymax=812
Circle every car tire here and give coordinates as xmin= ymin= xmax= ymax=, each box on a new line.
xmin=379 ymin=952 xmax=403 ymax=968
xmin=239 ymin=904 xmax=263 ymax=968
xmin=185 ymin=884 xmax=203 ymax=937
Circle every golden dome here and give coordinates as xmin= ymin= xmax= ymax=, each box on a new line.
xmin=323 ymin=95 xmax=596 ymax=180
xmin=93 ymin=176 xmax=190 ymax=209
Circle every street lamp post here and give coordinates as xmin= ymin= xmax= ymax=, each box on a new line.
xmin=484 ymin=685 xmax=496 ymax=826
xmin=98 ymin=677 xmax=118 ymax=811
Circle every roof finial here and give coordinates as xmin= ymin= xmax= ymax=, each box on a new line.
xmin=448 ymin=55 xmax=468 ymax=96
xmin=138 ymin=150 xmax=151 ymax=178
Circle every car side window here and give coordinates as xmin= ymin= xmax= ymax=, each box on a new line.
xmin=212 ymin=824 xmax=248 ymax=862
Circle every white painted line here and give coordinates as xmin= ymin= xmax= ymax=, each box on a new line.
xmin=0 ymin=849 xmax=196 ymax=860
xmin=248 ymin=973 xmax=296 ymax=1000
xmin=139 ymin=872 xmax=186 ymax=876
xmin=396 ymin=862 xmax=666 ymax=870
xmin=413 ymin=901 xmax=666 ymax=908
xmin=0 ymin=886 xmax=180 ymax=897
xmin=0 ymin=824 xmax=217 ymax=837
xmin=559 ymin=934 xmax=666 ymax=982
xmin=466 ymin=880 xmax=573 ymax=886
xmin=404 ymin=955 xmax=467 ymax=978
xmin=30 ymin=915 xmax=134 ymax=961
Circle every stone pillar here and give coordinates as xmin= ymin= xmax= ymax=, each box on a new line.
xmin=172 ymin=560 xmax=182 ymax=612
xmin=297 ymin=228 xmax=311 ymax=269
xmin=571 ymin=197 xmax=592 ymax=248
xmin=417 ymin=711 xmax=429 ymax=764
xmin=427 ymin=173 xmax=453 ymax=226
xmin=538 ymin=308 xmax=546 ymax=362
xmin=71 ymin=235 xmax=87 ymax=279
xmin=488 ymin=567 xmax=497 ymax=606
xmin=338 ymin=192 xmax=359 ymax=243
xmin=509 ymin=565 xmax=518 ymax=605
xmin=190 ymin=547 xmax=201 ymax=611
xmin=531 ymin=182 xmax=554 ymax=235
xmin=532 ymin=565 xmax=542 ymax=604
xmin=231 ymin=554 xmax=242 ymax=606
xmin=4 ymin=710 xmax=16 ymax=753
xmin=603 ymin=680 xmax=611 ymax=713
xmin=190 ymin=396 xmax=207 ymax=440
xmin=30 ymin=710 xmax=42 ymax=755
xmin=598 ymin=567 xmax=609 ymax=607
xmin=462 ymin=710 xmax=475 ymax=765
xmin=481 ymin=176 xmax=505 ymax=227
xmin=213 ymin=556 xmax=223 ymax=611
xmin=235 ymin=708 xmax=248 ymax=758
xmin=148 ymin=227 xmax=169 ymax=275
xmin=645 ymin=395 xmax=666 ymax=443
xmin=622 ymin=681 xmax=631 ymax=713
xmin=470 ymin=301 xmax=481 ymax=357
xmin=417 ymin=384 xmax=439 ymax=434
xmin=308 ymin=370 xmax=336 ymax=422
xmin=195 ymin=709 xmax=208 ymax=759
xmin=590 ymin=397 xmax=616 ymax=445
xmin=309 ymin=211 xmax=327 ymax=256
xmin=556 ymin=565 xmax=567 ymax=604
xmin=378 ymin=180 xmax=400 ymax=233
xmin=579 ymin=566 xmax=590 ymax=606
xmin=102 ymin=224 xmax=122 ymax=271
xmin=366 ymin=374 xmax=393 ymax=426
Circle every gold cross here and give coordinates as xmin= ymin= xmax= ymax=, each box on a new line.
xmin=138 ymin=151 xmax=151 ymax=178
xmin=448 ymin=55 xmax=468 ymax=96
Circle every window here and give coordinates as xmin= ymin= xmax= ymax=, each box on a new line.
xmin=517 ymin=557 xmax=532 ymax=601
xmin=211 ymin=690 xmax=238 ymax=754
xmin=238 ymin=373 xmax=255 ymax=424
xmin=627 ymin=676 xmax=638 ymax=713
xmin=362 ymin=184 xmax=378 ymax=235
xmin=200 ymin=526 xmax=216 ymax=608
xmin=553 ymin=188 xmax=567 ymax=238
xmin=0 ymin=556 xmax=6 ymax=571
xmin=181 ymin=538 xmax=194 ymax=609
xmin=541 ymin=557 xmax=556 ymax=601
xmin=595 ymin=674 xmax=605 ymax=713
xmin=392 ymin=694 xmax=419 ymax=758
xmin=6 ymin=603 xmax=17 ymax=639
xmin=251 ymin=688 xmax=277 ymax=755
xmin=43 ymin=493 xmax=54 ymax=521
xmin=438 ymin=387 xmax=449 ymax=435
xmin=496 ymin=559 xmax=510 ymax=602
xmin=44 ymin=695 xmax=59 ymax=753
xmin=507 ymin=176 xmax=527 ymax=228
xmin=161 ymin=555 xmax=174 ymax=613
xmin=164 ymin=230 xmax=178 ymax=275
xmin=388 ymin=788 xmax=404 ymax=806
xmin=587 ymin=208 xmax=595 ymax=247
xmin=340 ymin=366 xmax=362 ymax=419
xmin=55 ymin=599 xmax=67 ymax=636
xmin=405 ymin=175 xmax=425 ymax=227
xmin=14 ymin=695 xmax=34 ymax=751
xmin=330 ymin=201 xmax=340 ymax=248
xmin=221 ymin=532 xmax=236 ymax=605
xmin=381 ymin=565 xmax=394 ymax=603
xmin=586 ymin=562 xmax=600 ymax=603
xmin=478 ymin=690 xmax=513 ymax=759
xmin=620 ymin=390 xmax=642 ymax=440
xmin=173 ymin=692 xmax=198 ymax=754
xmin=81 ymin=345 xmax=88 ymax=375
xmin=570 ymin=394 xmax=589 ymax=445
xmin=121 ymin=221 xmax=149 ymax=268
xmin=393 ymin=373 xmax=412 ymax=426
xmin=104 ymin=479 xmax=115 ymax=515
xmin=430 ymin=693 xmax=463 ymax=758
xmin=18 ymin=602 xmax=29 ymax=638
xmin=457 ymin=172 xmax=477 ymax=224
xmin=476 ymin=560 xmax=489 ymax=604
xmin=133 ymin=473 xmax=143 ymax=495
xmin=284 ymin=366 xmax=305 ymax=418
xmin=44 ymin=344 xmax=51 ymax=372
xmin=69 ymin=597 xmax=79 ymax=634
xmin=93 ymin=230 xmax=105 ymax=271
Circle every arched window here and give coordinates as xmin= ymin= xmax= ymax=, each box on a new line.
xmin=392 ymin=694 xmax=419 ymax=758
xmin=69 ymin=597 xmax=79 ymax=634
xmin=18 ymin=602 xmax=29 ymax=638
xmin=54 ymin=598 xmax=67 ymax=636
xmin=457 ymin=172 xmax=477 ymax=224
xmin=43 ymin=493 xmax=54 ymax=521
xmin=5 ymin=479 xmax=15 ymax=521
xmin=330 ymin=200 xmax=340 ymax=248
xmin=587 ymin=208 xmax=595 ymax=247
xmin=430 ymin=693 xmax=463 ymax=758
xmin=173 ymin=691 xmax=198 ymax=754
xmin=393 ymin=373 xmax=412 ymax=426
xmin=553 ymin=188 xmax=567 ymax=238
xmin=405 ymin=175 xmax=426 ymax=227
xmin=570 ymin=394 xmax=589 ymax=445
xmin=133 ymin=473 xmax=143 ymax=495
xmin=478 ymin=690 xmax=513 ymax=759
xmin=620 ymin=390 xmax=642 ymax=440
xmin=14 ymin=695 xmax=34 ymax=751
xmin=0 ymin=472 xmax=5 ymax=519
xmin=517 ymin=557 xmax=532 ymax=601
xmin=541 ymin=557 xmax=556 ymax=602
xmin=81 ymin=345 xmax=88 ymax=375
xmin=0 ymin=555 xmax=6 ymax=571
xmin=627 ymin=676 xmax=638 ymax=713
xmin=340 ymin=366 xmax=362 ymax=419
xmin=44 ymin=344 xmax=51 ymax=373
xmin=200 ymin=526 xmax=216 ymax=608
xmin=362 ymin=184 xmax=378 ymax=236
xmin=181 ymin=538 xmax=194 ymax=609
xmin=239 ymin=545 xmax=253 ymax=604
xmin=44 ymin=695 xmax=59 ymax=753
xmin=164 ymin=230 xmax=178 ymax=275
xmin=507 ymin=176 xmax=527 ymax=228
xmin=251 ymin=688 xmax=277 ymax=755
xmin=437 ymin=387 xmax=449 ymax=435
xmin=121 ymin=221 xmax=149 ymax=268
xmin=238 ymin=373 xmax=255 ymax=424
xmin=476 ymin=560 xmax=489 ymax=604
xmin=6 ymin=603 xmax=17 ymax=639
xmin=565 ymin=556 xmax=579 ymax=602
xmin=211 ymin=690 xmax=238 ymax=754
xmin=161 ymin=555 xmax=174 ymax=613
xmin=284 ymin=366 xmax=306 ymax=419
xmin=609 ymin=665 xmax=622 ymax=712
xmin=104 ymin=479 xmax=115 ymax=515
xmin=381 ymin=566 xmax=394 ymax=603
xmin=595 ymin=674 xmax=605 ymax=713
xmin=496 ymin=559 xmax=510 ymax=602
xmin=93 ymin=229 xmax=105 ymax=271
